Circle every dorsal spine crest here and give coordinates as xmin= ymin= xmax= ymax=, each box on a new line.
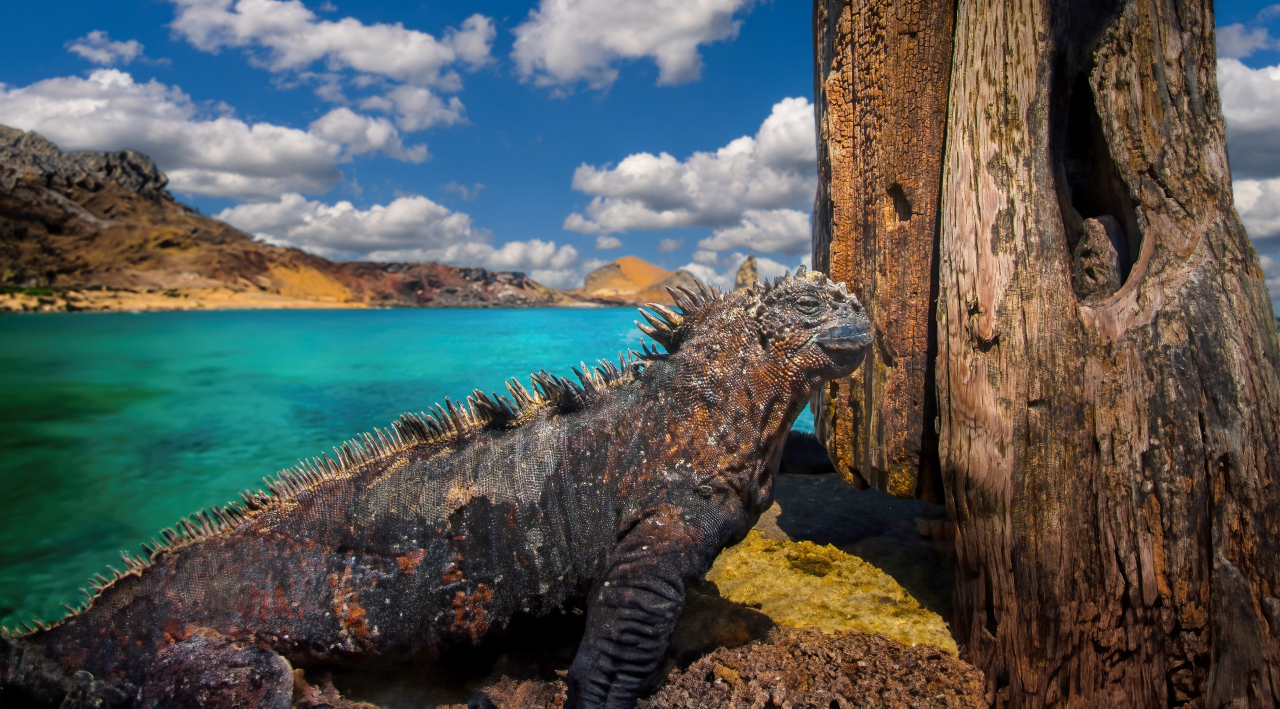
xmin=23 ymin=351 xmax=648 ymax=636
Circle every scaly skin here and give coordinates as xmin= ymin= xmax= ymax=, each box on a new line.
xmin=1 ymin=271 xmax=871 ymax=709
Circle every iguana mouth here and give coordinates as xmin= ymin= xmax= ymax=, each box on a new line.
xmin=814 ymin=320 xmax=872 ymax=352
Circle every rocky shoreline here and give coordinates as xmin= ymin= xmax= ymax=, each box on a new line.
xmin=0 ymin=286 xmax=369 ymax=313
xmin=0 ymin=272 xmax=598 ymax=314
xmin=1 ymin=126 xmax=601 ymax=313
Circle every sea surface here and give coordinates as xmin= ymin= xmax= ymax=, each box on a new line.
xmin=0 ymin=308 xmax=813 ymax=628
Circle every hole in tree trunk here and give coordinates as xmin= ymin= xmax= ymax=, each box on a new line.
xmin=1051 ymin=24 xmax=1141 ymax=303
xmin=888 ymin=184 xmax=912 ymax=223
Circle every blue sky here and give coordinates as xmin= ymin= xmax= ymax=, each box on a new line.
xmin=1 ymin=0 xmax=1278 ymax=301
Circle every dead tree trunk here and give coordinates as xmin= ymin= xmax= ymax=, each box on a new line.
xmin=812 ymin=0 xmax=955 ymax=502
xmin=936 ymin=0 xmax=1280 ymax=706
xmin=815 ymin=0 xmax=1280 ymax=705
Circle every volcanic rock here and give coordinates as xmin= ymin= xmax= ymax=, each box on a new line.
xmin=649 ymin=268 xmax=701 ymax=297
xmin=644 ymin=627 xmax=985 ymax=709
xmin=734 ymin=254 xmax=760 ymax=290
xmin=1 ymin=125 xmax=169 ymax=197
xmin=0 ymin=125 xmax=576 ymax=311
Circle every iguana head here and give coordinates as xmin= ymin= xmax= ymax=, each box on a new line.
xmin=636 ymin=266 xmax=870 ymax=424
xmin=750 ymin=267 xmax=871 ymax=381
xmin=636 ymin=267 xmax=870 ymax=385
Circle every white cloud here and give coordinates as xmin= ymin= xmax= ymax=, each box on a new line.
xmin=1215 ymin=25 xmax=1280 ymax=297
xmin=512 ymin=0 xmax=755 ymax=90
xmin=1235 ymin=178 xmax=1280 ymax=305
xmin=1260 ymin=254 xmax=1280 ymax=301
xmin=359 ymin=85 xmax=466 ymax=132
xmin=167 ymin=1 xmax=488 ymax=142
xmin=217 ymin=192 xmax=477 ymax=257
xmin=293 ymin=71 xmax=347 ymax=103
xmin=678 ymin=252 xmax=795 ymax=290
xmin=442 ymin=181 xmax=484 ymax=201
xmin=1218 ymin=30 xmax=1280 ymax=308
xmin=696 ymin=208 xmax=810 ymax=256
xmin=217 ymin=193 xmax=582 ymax=287
xmin=1217 ymin=24 xmax=1280 ymax=59
xmin=1237 ymin=178 xmax=1280 ymax=249
xmin=67 ymin=30 xmax=146 ymax=65
xmin=595 ymin=235 xmax=623 ymax=249
xmin=1217 ymin=5 xmax=1280 ymax=59
xmin=565 ymin=97 xmax=816 ymax=247
xmin=448 ymin=14 xmax=498 ymax=69
xmin=1219 ymin=59 xmax=1280 ymax=179
xmin=169 ymin=0 xmax=495 ymax=87
xmin=308 ymin=107 xmax=426 ymax=162
xmin=483 ymin=240 xmax=581 ymax=288
xmin=679 ymin=262 xmax=728 ymax=288
xmin=0 ymin=69 xmax=428 ymax=200
xmin=656 ymin=236 xmax=683 ymax=252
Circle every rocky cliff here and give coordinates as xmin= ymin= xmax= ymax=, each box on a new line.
xmin=733 ymin=254 xmax=759 ymax=290
xmin=0 ymin=126 xmax=570 ymax=312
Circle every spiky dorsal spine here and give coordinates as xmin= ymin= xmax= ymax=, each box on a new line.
xmin=749 ymin=264 xmax=854 ymax=307
xmin=19 ymin=352 xmax=649 ymax=637
xmin=634 ymin=278 xmax=728 ymax=356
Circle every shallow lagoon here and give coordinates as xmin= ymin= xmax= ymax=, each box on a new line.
xmin=0 ymin=308 xmax=814 ymax=627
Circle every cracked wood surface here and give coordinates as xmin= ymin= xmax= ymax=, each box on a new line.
xmin=933 ymin=0 xmax=1280 ymax=706
xmin=812 ymin=0 xmax=955 ymax=502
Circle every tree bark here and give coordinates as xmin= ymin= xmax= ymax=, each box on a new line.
xmin=934 ymin=0 xmax=1280 ymax=705
xmin=814 ymin=0 xmax=1280 ymax=705
xmin=812 ymin=0 xmax=955 ymax=502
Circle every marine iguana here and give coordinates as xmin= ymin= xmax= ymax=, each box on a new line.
xmin=1 ymin=270 xmax=872 ymax=709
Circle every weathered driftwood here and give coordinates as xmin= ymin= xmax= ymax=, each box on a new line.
xmin=814 ymin=0 xmax=1280 ymax=705
xmin=812 ymin=0 xmax=954 ymax=502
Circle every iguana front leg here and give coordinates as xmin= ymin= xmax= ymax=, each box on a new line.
xmin=566 ymin=496 xmax=747 ymax=709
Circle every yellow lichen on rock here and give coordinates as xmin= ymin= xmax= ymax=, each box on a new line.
xmin=706 ymin=530 xmax=957 ymax=656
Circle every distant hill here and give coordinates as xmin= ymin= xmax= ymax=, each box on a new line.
xmin=0 ymin=126 xmax=587 ymax=313
xmin=575 ymin=255 xmax=701 ymax=305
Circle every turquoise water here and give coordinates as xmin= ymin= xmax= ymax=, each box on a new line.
xmin=0 ymin=308 xmax=812 ymax=628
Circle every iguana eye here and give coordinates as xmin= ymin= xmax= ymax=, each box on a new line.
xmin=797 ymin=298 xmax=823 ymax=315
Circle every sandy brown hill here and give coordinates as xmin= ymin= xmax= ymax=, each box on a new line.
xmin=582 ymin=255 xmax=672 ymax=296
xmin=0 ymin=126 xmax=576 ymax=312
xmin=577 ymin=255 xmax=701 ymax=305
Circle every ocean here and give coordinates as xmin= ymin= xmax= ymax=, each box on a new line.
xmin=0 ymin=308 xmax=814 ymax=628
